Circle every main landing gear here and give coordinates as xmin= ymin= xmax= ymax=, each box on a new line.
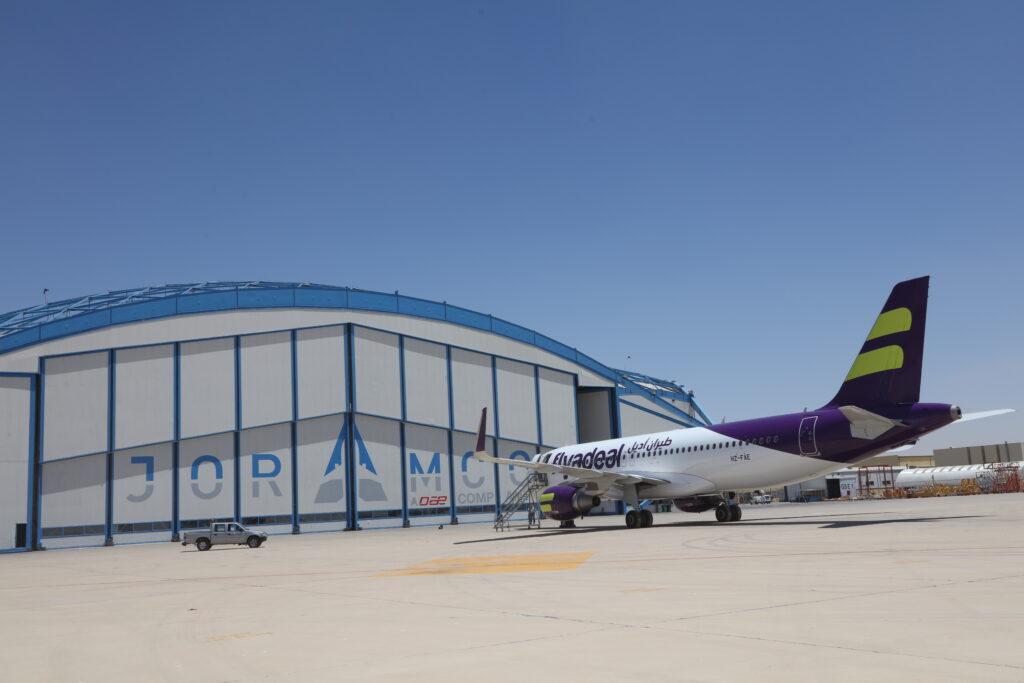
xmin=715 ymin=492 xmax=742 ymax=523
xmin=624 ymin=508 xmax=654 ymax=529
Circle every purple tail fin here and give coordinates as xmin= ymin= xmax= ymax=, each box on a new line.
xmin=825 ymin=276 xmax=929 ymax=408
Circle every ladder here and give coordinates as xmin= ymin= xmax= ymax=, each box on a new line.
xmin=494 ymin=472 xmax=548 ymax=531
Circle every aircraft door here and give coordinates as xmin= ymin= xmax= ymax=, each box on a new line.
xmin=798 ymin=416 xmax=819 ymax=456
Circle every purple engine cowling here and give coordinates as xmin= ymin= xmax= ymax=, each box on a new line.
xmin=540 ymin=485 xmax=602 ymax=521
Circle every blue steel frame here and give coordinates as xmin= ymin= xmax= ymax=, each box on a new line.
xmin=105 ymin=349 xmax=115 ymax=545
xmin=446 ymin=346 xmax=457 ymax=525
xmin=172 ymin=343 xmax=181 ymax=541
xmin=490 ymin=355 xmax=501 ymax=519
xmin=290 ymin=329 xmax=300 ymax=534
xmin=233 ymin=336 xmax=242 ymax=523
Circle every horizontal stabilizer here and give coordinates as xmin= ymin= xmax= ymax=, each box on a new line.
xmin=958 ymin=408 xmax=1015 ymax=423
xmin=838 ymin=405 xmax=904 ymax=439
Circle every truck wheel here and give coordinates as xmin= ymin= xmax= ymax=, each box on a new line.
xmin=196 ymin=538 xmax=211 ymax=551
xmin=247 ymin=536 xmax=261 ymax=548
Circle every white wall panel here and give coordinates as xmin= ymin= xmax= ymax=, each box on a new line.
xmin=451 ymin=349 xmax=494 ymax=435
xmin=403 ymin=338 xmax=448 ymax=427
xmin=297 ymin=414 xmax=346 ymax=524
xmin=240 ymin=423 xmax=292 ymax=522
xmin=180 ymin=337 xmax=235 ymax=438
xmin=296 ymin=326 xmax=346 ymax=419
xmin=0 ymin=376 xmax=31 ymax=549
xmin=43 ymin=352 xmax=108 ymax=460
xmin=452 ymin=432 xmax=496 ymax=516
xmin=178 ymin=433 xmax=235 ymax=522
xmin=538 ymin=368 xmax=577 ymax=447
xmin=241 ymin=331 xmax=292 ymax=428
xmin=41 ymin=453 xmax=105 ymax=529
xmin=354 ymin=327 xmax=400 ymax=419
xmin=404 ymin=423 xmax=449 ymax=522
xmin=113 ymin=442 xmax=173 ymax=526
xmin=619 ymin=402 xmax=683 ymax=438
xmin=353 ymin=415 xmax=402 ymax=518
xmin=496 ymin=358 xmax=537 ymax=443
xmin=115 ymin=345 xmax=173 ymax=449
xmin=497 ymin=440 xmax=536 ymax=513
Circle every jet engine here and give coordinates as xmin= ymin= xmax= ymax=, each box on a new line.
xmin=540 ymin=485 xmax=601 ymax=521
xmin=673 ymin=497 xmax=717 ymax=514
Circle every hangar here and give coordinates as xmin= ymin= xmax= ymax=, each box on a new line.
xmin=0 ymin=282 xmax=710 ymax=551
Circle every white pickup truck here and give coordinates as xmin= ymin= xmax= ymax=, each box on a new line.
xmin=181 ymin=522 xmax=267 ymax=551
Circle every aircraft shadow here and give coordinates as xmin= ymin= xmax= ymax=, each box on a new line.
xmin=453 ymin=514 xmax=984 ymax=544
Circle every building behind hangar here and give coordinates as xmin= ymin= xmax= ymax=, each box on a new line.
xmin=0 ymin=282 xmax=710 ymax=551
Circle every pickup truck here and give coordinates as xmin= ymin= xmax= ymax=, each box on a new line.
xmin=181 ymin=522 xmax=267 ymax=551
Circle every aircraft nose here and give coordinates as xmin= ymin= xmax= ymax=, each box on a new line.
xmin=950 ymin=405 xmax=962 ymax=420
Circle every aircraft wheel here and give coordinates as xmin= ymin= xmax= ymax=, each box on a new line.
xmin=640 ymin=509 xmax=654 ymax=528
xmin=730 ymin=505 xmax=742 ymax=522
xmin=715 ymin=503 xmax=732 ymax=523
xmin=559 ymin=519 xmax=576 ymax=529
xmin=625 ymin=510 xmax=639 ymax=529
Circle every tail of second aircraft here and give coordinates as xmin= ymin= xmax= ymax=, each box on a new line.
xmin=825 ymin=276 xmax=929 ymax=408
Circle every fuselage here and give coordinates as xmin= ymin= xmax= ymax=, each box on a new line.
xmin=533 ymin=402 xmax=959 ymax=499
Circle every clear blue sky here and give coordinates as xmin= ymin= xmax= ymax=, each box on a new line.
xmin=1 ymin=2 xmax=1021 ymax=452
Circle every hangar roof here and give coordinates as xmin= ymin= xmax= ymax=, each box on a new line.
xmin=0 ymin=281 xmax=709 ymax=426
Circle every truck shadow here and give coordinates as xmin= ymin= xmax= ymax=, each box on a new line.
xmin=453 ymin=514 xmax=984 ymax=544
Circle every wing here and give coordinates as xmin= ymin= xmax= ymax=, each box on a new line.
xmin=882 ymin=444 xmax=916 ymax=455
xmin=470 ymin=408 xmax=668 ymax=489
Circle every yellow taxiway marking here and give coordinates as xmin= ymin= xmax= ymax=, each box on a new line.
xmin=376 ymin=551 xmax=594 ymax=577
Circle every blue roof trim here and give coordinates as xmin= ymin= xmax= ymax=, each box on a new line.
xmin=0 ymin=281 xmax=709 ymax=425
xmin=397 ymin=296 xmax=446 ymax=321
xmin=294 ymin=288 xmax=348 ymax=308
xmin=178 ymin=290 xmax=238 ymax=314
xmin=111 ymin=298 xmax=178 ymax=325
xmin=238 ymin=288 xmax=295 ymax=309
xmin=491 ymin=317 xmax=533 ymax=344
xmin=444 ymin=304 xmax=490 ymax=331
xmin=40 ymin=309 xmax=112 ymax=341
xmin=349 ymin=290 xmax=398 ymax=313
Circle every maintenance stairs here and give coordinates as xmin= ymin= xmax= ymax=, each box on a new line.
xmin=494 ymin=472 xmax=548 ymax=531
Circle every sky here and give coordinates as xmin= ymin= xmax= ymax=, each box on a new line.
xmin=1 ymin=1 xmax=1021 ymax=453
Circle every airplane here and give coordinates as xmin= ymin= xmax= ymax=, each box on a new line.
xmin=472 ymin=276 xmax=1015 ymax=529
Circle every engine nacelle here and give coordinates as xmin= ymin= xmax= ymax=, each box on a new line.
xmin=673 ymin=497 xmax=716 ymax=514
xmin=540 ymin=485 xmax=601 ymax=521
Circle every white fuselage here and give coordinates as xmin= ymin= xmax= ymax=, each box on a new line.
xmin=533 ymin=427 xmax=847 ymax=498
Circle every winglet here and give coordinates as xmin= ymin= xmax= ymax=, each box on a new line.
xmin=475 ymin=407 xmax=488 ymax=453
